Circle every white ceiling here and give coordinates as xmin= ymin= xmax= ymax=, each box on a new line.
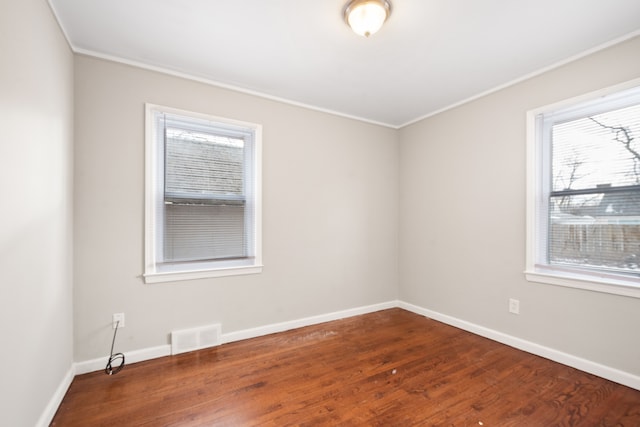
xmin=49 ymin=0 xmax=640 ymax=128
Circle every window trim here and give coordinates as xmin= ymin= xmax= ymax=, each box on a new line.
xmin=525 ymin=78 xmax=640 ymax=299
xmin=144 ymin=103 xmax=262 ymax=284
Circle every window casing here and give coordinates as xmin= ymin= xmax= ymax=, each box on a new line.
xmin=526 ymin=80 xmax=640 ymax=298
xmin=145 ymin=104 xmax=262 ymax=283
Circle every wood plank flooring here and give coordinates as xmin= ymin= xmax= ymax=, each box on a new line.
xmin=51 ymin=308 xmax=640 ymax=426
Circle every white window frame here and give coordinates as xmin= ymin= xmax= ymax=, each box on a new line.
xmin=144 ymin=104 xmax=262 ymax=284
xmin=525 ymin=78 xmax=640 ymax=299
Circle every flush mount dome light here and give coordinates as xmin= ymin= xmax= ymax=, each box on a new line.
xmin=344 ymin=0 xmax=391 ymax=37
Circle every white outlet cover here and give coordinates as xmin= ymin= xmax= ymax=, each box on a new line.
xmin=112 ymin=313 xmax=125 ymax=328
xmin=509 ymin=299 xmax=520 ymax=314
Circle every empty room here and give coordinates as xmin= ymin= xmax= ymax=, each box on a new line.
xmin=3 ymin=0 xmax=640 ymax=425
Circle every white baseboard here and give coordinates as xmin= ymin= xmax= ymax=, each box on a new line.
xmin=398 ymin=300 xmax=640 ymax=391
xmin=71 ymin=299 xmax=640 ymax=392
xmin=74 ymin=344 xmax=171 ymax=375
xmin=36 ymin=365 xmax=75 ymax=427
xmin=220 ymin=300 xmax=397 ymax=344
xmin=73 ymin=301 xmax=397 ymax=375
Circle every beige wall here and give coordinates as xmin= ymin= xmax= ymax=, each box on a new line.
xmin=73 ymin=56 xmax=399 ymax=361
xmin=399 ymin=36 xmax=640 ymax=375
xmin=0 ymin=0 xmax=74 ymax=425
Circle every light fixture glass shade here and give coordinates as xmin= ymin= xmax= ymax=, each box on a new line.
xmin=344 ymin=0 xmax=391 ymax=37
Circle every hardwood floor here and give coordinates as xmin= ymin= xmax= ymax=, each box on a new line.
xmin=52 ymin=308 xmax=640 ymax=426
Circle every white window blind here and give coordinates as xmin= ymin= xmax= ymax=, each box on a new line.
xmin=163 ymin=121 xmax=250 ymax=262
xmin=528 ymin=83 xmax=640 ymax=292
xmin=145 ymin=105 xmax=262 ymax=283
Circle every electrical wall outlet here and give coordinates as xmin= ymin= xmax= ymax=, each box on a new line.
xmin=113 ymin=313 xmax=125 ymax=329
xmin=508 ymin=298 xmax=520 ymax=315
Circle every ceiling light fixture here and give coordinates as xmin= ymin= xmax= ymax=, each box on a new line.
xmin=344 ymin=0 xmax=391 ymax=38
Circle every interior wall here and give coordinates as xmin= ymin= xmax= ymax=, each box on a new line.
xmin=73 ymin=56 xmax=399 ymax=362
xmin=0 ymin=0 xmax=74 ymax=425
xmin=399 ymin=36 xmax=640 ymax=375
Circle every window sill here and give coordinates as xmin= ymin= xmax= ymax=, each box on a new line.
xmin=525 ymin=268 xmax=640 ymax=299
xmin=144 ymin=265 xmax=263 ymax=284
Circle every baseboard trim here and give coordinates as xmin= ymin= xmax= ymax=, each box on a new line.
xmin=36 ymin=364 xmax=75 ymax=427
xmin=221 ymin=300 xmax=398 ymax=344
xmin=398 ymin=301 xmax=640 ymax=391
xmin=74 ymin=344 xmax=171 ymax=375
xmin=71 ymin=299 xmax=640 ymax=391
xmin=73 ymin=301 xmax=398 ymax=375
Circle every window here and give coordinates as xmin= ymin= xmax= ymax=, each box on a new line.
xmin=144 ymin=104 xmax=262 ymax=283
xmin=526 ymin=80 xmax=640 ymax=298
